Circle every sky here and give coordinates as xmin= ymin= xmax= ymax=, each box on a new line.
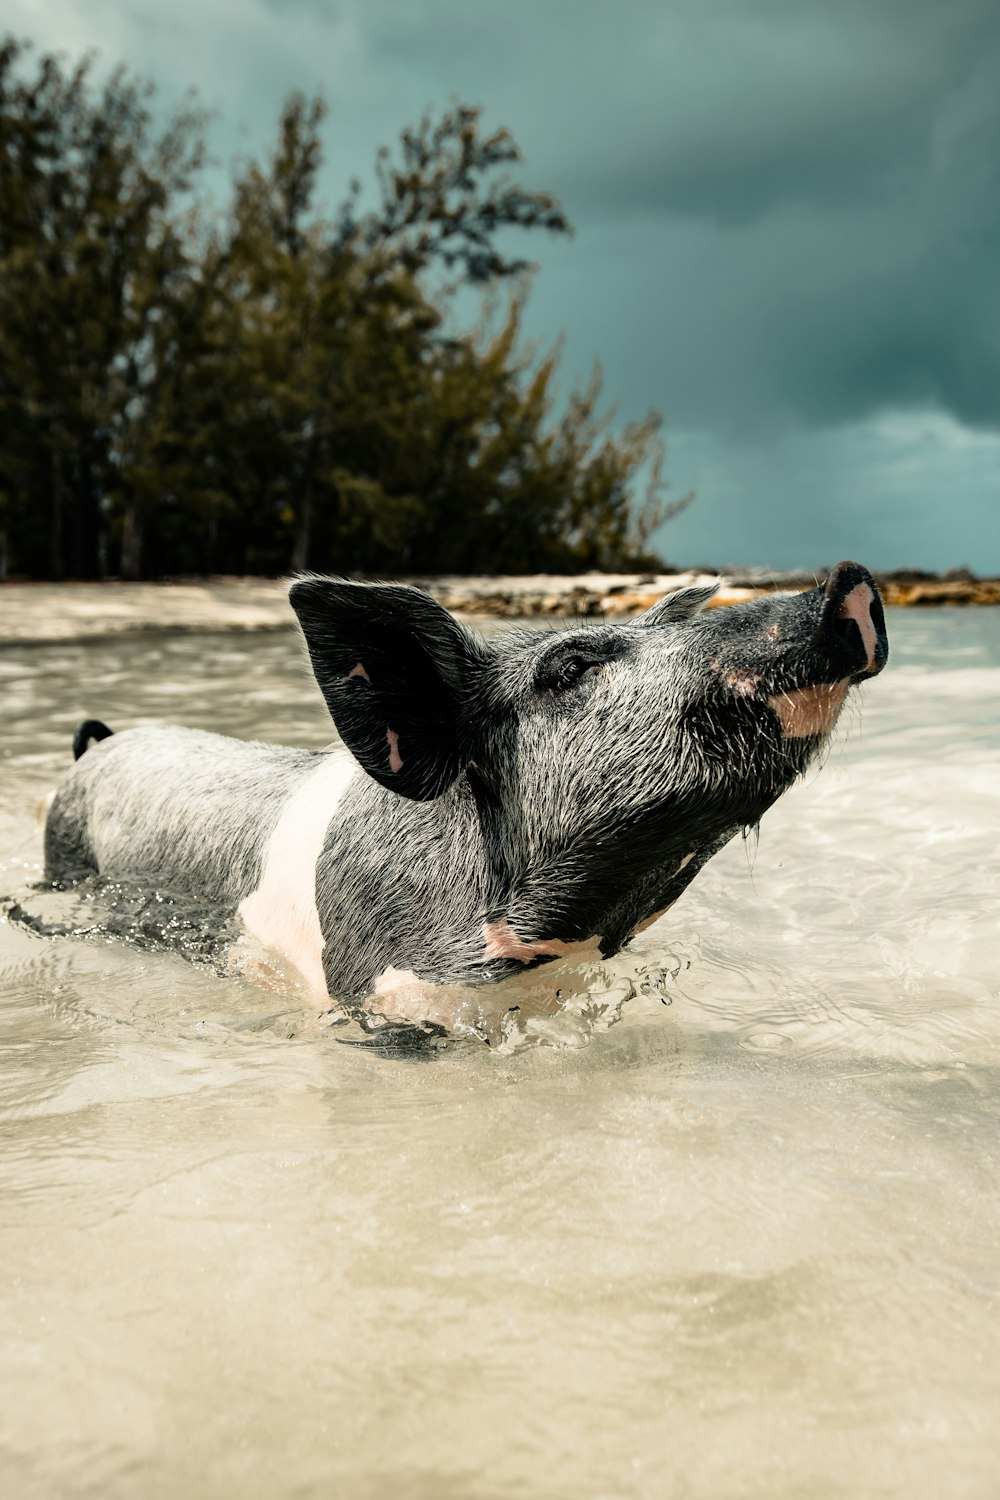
xmin=4 ymin=0 xmax=1000 ymax=572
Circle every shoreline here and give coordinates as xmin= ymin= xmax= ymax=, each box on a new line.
xmin=0 ymin=571 xmax=997 ymax=646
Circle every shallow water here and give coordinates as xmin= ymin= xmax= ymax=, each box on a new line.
xmin=2 ymin=609 xmax=999 ymax=1499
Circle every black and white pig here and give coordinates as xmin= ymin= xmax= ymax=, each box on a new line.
xmin=43 ymin=561 xmax=887 ymax=1029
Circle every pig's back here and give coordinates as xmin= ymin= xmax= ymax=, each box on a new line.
xmin=45 ymin=726 xmax=322 ymax=903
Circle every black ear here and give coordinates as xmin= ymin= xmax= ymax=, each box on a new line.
xmin=289 ymin=577 xmax=489 ymax=800
xmin=639 ymin=581 xmax=719 ymax=626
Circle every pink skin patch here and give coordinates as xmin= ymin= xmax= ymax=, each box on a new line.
xmin=365 ymin=963 xmax=580 ymax=1037
xmin=373 ymin=965 xmax=421 ymax=994
xmin=369 ymin=967 xmax=456 ymax=1030
xmin=838 ymin=582 xmax=878 ymax=672
xmin=386 ymin=728 xmax=403 ymax=773
xmin=724 ymin=669 xmax=760 ymax=696
xmin=346 ymin=661 xmax=370 ymax=681
xmin=481 ymin=918 xmax=602 ymax=964
xmin=768 ymin=680 xmax=849 ymax=738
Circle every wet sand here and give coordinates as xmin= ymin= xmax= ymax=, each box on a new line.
xmin=1 ymin=570 xmax=997 ymax=646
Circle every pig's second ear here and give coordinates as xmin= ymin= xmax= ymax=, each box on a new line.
xmin=289 ymin=577 xmax=489 ymax=801
xmin=639 ymin=581 xmax=719 ymax=626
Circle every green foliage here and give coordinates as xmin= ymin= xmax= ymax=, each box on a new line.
xmin=0 ymin=36 xmax=688 ymax=580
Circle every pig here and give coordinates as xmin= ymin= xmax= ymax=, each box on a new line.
xmin=43 ymin=561 xmax=887 ymax=1029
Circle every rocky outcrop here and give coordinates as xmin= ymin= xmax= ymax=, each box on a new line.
xmin=874 ymin=575 xmax=1000 ymax=607
xmin=415 ymin=569 xmax=1000 ymax=617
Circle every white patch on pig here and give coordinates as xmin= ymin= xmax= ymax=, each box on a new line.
xmin=237 ymin=752 xmax=356 ymax=994
xmin=386 ymin=728 xmax=403 ymax=773
xmin=481 ymin=917 xmax=602 ymax=964
xmin=838 ymin=581 xmax=878 ymax=672
xmin=768 ymin=681 xmax=849 ymax=738
xmin=36 ymin=788 xmax=56 ymax=831
xmin=346 ymin=661 xmax=370 ymax=681
xmin=677 ymin=850 xmax=696 ymax=871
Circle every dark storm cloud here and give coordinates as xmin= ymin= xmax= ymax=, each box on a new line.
xmin=355 ymin=0 xmax=996 ymax=225
xmin=323 ymin=0 xmax=1000 ymax=434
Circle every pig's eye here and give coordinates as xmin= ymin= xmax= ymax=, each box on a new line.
xmin=535 ymin=646 xmax=612 ymax=693
xmin=551 ymin=655 xmax=593 ymax=691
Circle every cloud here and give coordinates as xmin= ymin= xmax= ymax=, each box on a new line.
xmin=656 ymin=409 xmax=1000 ymax=571
xmin=352 ymin=0 xmax=1000 ymax=435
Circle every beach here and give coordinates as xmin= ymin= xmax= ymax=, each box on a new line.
xmin=1 ymin=569 xmax=997 ymax=646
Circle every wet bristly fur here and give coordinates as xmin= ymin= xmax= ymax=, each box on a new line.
xmin=43 ymin=567 xmax=887 ymax=1006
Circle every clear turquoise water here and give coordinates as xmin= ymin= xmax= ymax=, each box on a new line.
xmin=1 ymin=609 xmax=998 ymax=1499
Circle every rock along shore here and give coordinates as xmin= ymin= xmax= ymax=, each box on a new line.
xmin=0 ymin=569 xmax=996 ymax=646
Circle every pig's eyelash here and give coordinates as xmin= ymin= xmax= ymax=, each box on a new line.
xmin=533 ymin=637 xmax=629 ymax=694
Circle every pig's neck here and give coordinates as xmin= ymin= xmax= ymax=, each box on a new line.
xmin=316 ymin=770 xmax=504 ymax=1000
xmin=317 ymin=769 xmax=612 ymax=1001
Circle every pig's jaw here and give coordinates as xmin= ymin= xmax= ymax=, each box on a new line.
xmin=711 ymin=655 xmax=853 ymax=744
xmin=767 ymin=679 xmax=850 ymax=738
xmin=475 ymin=849 xmax=699 ymax=977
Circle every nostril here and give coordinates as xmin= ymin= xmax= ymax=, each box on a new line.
xmin=832 ymin=610 xmax=864 ymax=661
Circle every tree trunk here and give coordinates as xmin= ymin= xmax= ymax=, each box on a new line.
xmin=48 ymin=437 xmax=65 ymax=580
xmin=291 ymin=473 xmax=313 ymax=573
xmin=69 ymin=453 xmax=102 ymax=579
xmin=120 ymin=498 xmax=143 ymax=579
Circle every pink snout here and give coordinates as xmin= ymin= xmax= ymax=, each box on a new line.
xmin=838 ymin=582 xmax=879 ymax=673
xmin=821 ymin=562 xmax=889 ymax=680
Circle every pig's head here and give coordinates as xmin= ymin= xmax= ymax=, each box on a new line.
xmin=290 ymin=562 xmax=887 ymax=977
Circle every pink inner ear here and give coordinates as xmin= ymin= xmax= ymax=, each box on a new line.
xmin=386 ymin=728 xmax=403 ymax=773
xmin=346 ymin=661 xmax=370 ymax=681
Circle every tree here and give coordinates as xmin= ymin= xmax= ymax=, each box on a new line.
xmin=0 ymin=36 xmax=205 ymax=577
xmin=0 ymin=35 xmax=688 ymax=580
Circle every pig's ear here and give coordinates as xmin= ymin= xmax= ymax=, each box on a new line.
xmin=289 ymin=577 xmax=489 ymax=801
xmin=639 ymin=581 xmax=719 ymax=626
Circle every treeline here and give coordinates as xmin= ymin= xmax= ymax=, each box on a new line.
xmin=0 ymin=36 xmax=686 ymax=581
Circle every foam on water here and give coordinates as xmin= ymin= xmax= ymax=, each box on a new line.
xmin=1 ymin=610 xmax=999 ymax=1499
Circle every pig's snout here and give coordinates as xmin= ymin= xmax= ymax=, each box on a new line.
xmin=816 ymin=562 xmax=888 ymax=681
